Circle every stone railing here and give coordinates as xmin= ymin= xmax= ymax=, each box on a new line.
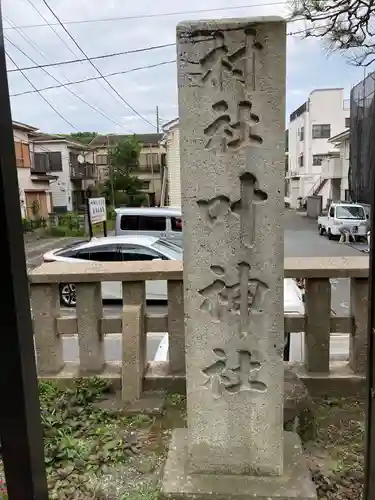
xmin=29 ymin=256 xmax=369 ymax=399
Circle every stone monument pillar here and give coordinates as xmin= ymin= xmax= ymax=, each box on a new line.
xmin=162 ymin=17 xmax=316 ymax=500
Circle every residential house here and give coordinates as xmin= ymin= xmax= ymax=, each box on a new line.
xmin=90 ymin=133 xmax=165 ymax=206
xmin=162 ymin=118 xmax=181 ymax=208
xmin=32 ymin=134 xmax=97 ymax=213
xmin=286 ymin=88 xmax=350 ymax=208
xmin=13 ymin=121 xmax=55 ymax=219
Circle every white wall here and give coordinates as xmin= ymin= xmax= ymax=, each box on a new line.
xmin=340 ymin=138 xmax=350 ymax=199
xmin=288 ymin=89 xmax=350 ymax=206
xmin=34 ymin=142 xmax=73 ymax=211
xmin=309 ymin=89 xmax=349 ymax=176
xmin=13 ymin=128 xmax=28 ymax=143
xmin=166 ymin=126 xmax=181 ymax=208
xmin=17 ymin=168 xmax=51 ymax=217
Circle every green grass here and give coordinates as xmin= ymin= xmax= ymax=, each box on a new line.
xmin=2 ymin=388 xmax=364 ymax=500
xmin=0 ymin=381 xmax=187 ymax=500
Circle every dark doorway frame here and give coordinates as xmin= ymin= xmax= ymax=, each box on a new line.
xmin=0 ymin=2 xmax=48 ymax=498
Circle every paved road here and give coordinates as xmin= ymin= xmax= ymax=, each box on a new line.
xmin=61 ymin=305 xmax=165 ymax=362
xmin=25 ymin=236 xmax=85 ymax=268
xmin=284 ymin=211 xmax=368 ymax=317
xmin=27 ymin=211 xmax=367 ymax=363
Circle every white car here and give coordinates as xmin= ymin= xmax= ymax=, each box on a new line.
xmin=43 ymin=236 xmax=305 ymax=325
xmin=43 ymin=235 xmax=183 ymax=306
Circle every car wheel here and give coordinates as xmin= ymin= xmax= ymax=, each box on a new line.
xmin=328 ymin=229 xmax=333 ymax=240
xmin=60 ymin=283 xmax=76 ymax=307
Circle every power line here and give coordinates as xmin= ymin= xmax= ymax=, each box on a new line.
xmin=4 ymin=2 xmax=288 ymax=30
xmin=24 ymin=0 xmax=80 ymax=59
xmin=40 ymin=0 xmax=157 ymax=129
xmin=5 ymin=34 xmax=132 ymax=130
xmin=24 ymin=0 xmax=138 ymax=119
xmin=6 ymin=20 xmax=319 ymax=75
xmin=6 ymin=50 xmax=80 ymax=131
xmin=7 ymin=42 xmax=175 ymax=73
xmin=5 ymin=11 xmax=131 ymax=131
xmin=10 ymin=60 xmax=176 ymax=96
xmin=7 ymin=20 xmax=322 ymax=98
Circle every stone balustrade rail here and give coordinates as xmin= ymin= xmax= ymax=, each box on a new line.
xmin=29 ymin=256 xmax=370 ymax=399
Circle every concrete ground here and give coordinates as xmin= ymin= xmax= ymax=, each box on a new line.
xmin=25 ymin=235 xmax=85 ymax=269
xmin=26 ymin=211 xmax=368 ymax=363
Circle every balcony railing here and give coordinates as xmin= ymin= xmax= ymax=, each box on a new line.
xmin=321 ymin=157 xmax=342 ymax=179
xmin=70 ymin=163 xmax=97 ymax=180
xmin=29 ymin=256 xmax=369 ymax=401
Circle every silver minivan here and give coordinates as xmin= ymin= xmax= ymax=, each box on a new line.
xmin=115 ymin=207 xmax=183 ymax=246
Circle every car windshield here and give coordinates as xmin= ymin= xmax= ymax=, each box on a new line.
xmin=335 ymin=206 xmax=365 ymax=220
xmin=152 ymin=240 xmax=183 ymax=260
xmin=55 ymin=240 xmax=89 ymax=256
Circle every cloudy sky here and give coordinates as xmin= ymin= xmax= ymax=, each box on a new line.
xmin=3 ymin=0 xmax=367 ymax=134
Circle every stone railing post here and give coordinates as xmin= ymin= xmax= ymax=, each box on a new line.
xmin=122 ymin=304 xmax=145 ymax=402
xmin=304 ymin=278 xmax=331 ymax=373
xmin=31 ymin=283 xmax=63 ymax=374
xmin=349 ymin=277 xmax=369 ymax=373
xmin=76 ymin=282 xmax=104 ymax=373
xmin=122 ymin=282 xmax=146 ymax=402
xmin=167 ymin=280 xmax=185 ymax=373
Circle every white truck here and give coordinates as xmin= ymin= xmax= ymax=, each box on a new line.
xmin=317 ymin=202 xmax=368 ymax=240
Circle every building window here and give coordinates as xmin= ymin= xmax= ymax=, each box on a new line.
xmin=300 ymin=126 xmax=304 ymax=141
xmin=298 ymin=154 xmax=304 ymax=167
xmin=14 ymin=141 xmax=31 ymax=168
xmin=48 ymin=152 xmax=63 ymax=171
xmin=96 ymin=154 xmax=108 ymax=165
xmin=146 ymin=153 xmax=159 ymax=167
xmin=313 ymin=155 xmax=325 ymax=166
xmin=312 ymin=124 xmax=331 ymax=139
xmin=345 ymin=117 xmax=350 ymax=128
xmin=140 ymin=180 xmax=150 ymax=190
xmin=33 ymin=152 xmax=49 ymax=173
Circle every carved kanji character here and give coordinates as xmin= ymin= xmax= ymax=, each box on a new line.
xmin=204 ymin=100 xmax=262 ymax=153
xmin=198 ymin=264 xmax=269 ymax=337
xmin=202 ymin=348 xmax=267 ymax=398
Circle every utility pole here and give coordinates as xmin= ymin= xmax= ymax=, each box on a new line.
xmin=156 ymin=105 xmax=160 ymax=133
xmin=108 ymin=134 xmax=115 ymax=208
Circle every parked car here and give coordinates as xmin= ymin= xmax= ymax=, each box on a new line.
xmin=154 ymin=278 xmax=305 ymax=362
xmin=114 ymin=207 xmax=183 ymax=246
xmin=317 ymin=202 xmax=368 ymax=240
xmin=43 ymin=237 xmax=305 ymax=340
xmin=43 ymin=235 xmax=183 ymax=306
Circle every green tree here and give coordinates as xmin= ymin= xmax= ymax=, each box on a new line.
xmin=290 ymin=0 xmax=375 ymax=66
xmin=67 ymin=132 xmax=98 ymax=144
xmin=103 ymin=136 xmax=146 ymax=207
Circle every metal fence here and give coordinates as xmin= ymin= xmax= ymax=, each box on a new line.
xmin=350 ymin=71 xmax=375 ymax=204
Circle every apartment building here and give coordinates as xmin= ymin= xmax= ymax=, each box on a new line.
xmin=13 ymin=121 xmax=55 ymax=218
xmin=32 ymin=134 xmax=97 ymax=212
xmin=90 ymin=133 xmax=165 ymax=206
xmin=286 ymin=88 xmax=350 ymax=208
xmin=162 ymin=118 xmax=180 ymax=208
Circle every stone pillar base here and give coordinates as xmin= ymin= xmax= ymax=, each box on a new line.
xmin=161 ymin=430 xmax=317 ymax=500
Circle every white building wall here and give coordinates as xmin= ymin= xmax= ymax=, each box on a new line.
xmin=34 ymin=142 xmax=74 ymax=211
xmin=309 ymin=89 xmax=349 ymax=174
xmin=13 ymin=128 xmax=28 ymax=143
xmin=287 ymin=89 xmax=350 ymax=207
xmin=166 ymin=126 xmax=181 ymax=208
xmin=340 ymin=138 xmax=350 ymax=200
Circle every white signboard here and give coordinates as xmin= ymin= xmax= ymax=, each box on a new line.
xmin=88 ymin=197 xmax=107 ymax=225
